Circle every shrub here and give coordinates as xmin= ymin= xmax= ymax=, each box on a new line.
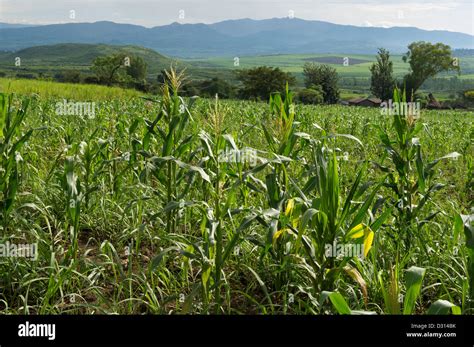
xmin=296 ymin=85 xmax=324 ymax=105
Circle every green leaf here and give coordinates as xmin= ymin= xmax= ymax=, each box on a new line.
xmin=403 ymin=266 xmax=426 ymax=314
xmin=321 ymin=291 xmax=352 ymax=315
xmin=348 ymin=182 xmax=381 ymax=231
xmin=415 ymin=144 xmax=425 ymax=192
xmin=222 ymin=134 xmax=238 ymax=150
xmin=370 ymin=206 xmax=393 ymax=232
xmin=426 ymin=152 xmax=461 ymax=172
xmin=338 ymin=165 xmax=364 ymax=228
xmin=326 ymin=133 xmax=364 ymax=148
xmin=150 ymin=247 xmax=178 ymax=271
xmin=426 ymin=300 xmax=461 ymax=315
xmin=0 ymin=93 xmax=7 ymax=138
xmin=174 ymin=159 xmax=210 ymax=183
xmin=244 ymin=265 xmax=273 ymax=309
xmin=182 ymin=282 xmax=202 ymax=314
xmin=458 ymin=214 xmax=474 ymax=249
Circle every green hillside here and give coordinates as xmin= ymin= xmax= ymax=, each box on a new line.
xmin=0 ymin=43 xmax=235 ymax=82
xmin=0 ymin=43 xmax=178 ymax=74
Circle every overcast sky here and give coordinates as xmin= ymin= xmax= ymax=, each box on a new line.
xmin=1 ymin=0 xmax=473 ymax=35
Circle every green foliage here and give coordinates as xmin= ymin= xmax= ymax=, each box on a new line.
xmin=92 ymin=53 xmax=129 ymax=86
xmin=303 ymin=63 xmax=340 ymax=104
xmin=237 ymin=66 xmax=296 ymax=100
xmin=196 ymin=77 xmax=236 ymax=99
xmin=92 ymin=53 xmax=148 ymax=87
xmin=378 ymin=88 xmax=461 ymax=251
xmin=370 ymin=48 xmax=395 ymax=101
xmin=57 ymin=70 xmax=82 ymax=84
xmin=403 ymin=266 xmax=426 ymax=314
xmin=126 ymin=55 xmax=147 ymax=82
xmin=296 ymin=85 xmax=324 ymax=105
xmin=402 ymin=42 xmax=460 ymax=99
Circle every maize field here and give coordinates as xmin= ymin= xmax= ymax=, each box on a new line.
xmin=0 ymin=74 xmax=473 ymax=315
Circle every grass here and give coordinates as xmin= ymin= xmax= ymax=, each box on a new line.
xmin=0 ymin=75 xmax=472 ymax=315
xmin=0 ymin=78 xmax=142 ymax=100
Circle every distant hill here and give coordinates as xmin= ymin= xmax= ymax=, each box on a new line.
xmin=0 ymin=22 xmax=38 ymax=29
xmin=453 ymin=49 xmax=474 ymax=57
xmin=0 ymin=43 xmax=178 ymax=74
xmin=0 ymin=18 xmax=472 ymax=58
xmin=0 ymin=43 xmax=236 ymax=82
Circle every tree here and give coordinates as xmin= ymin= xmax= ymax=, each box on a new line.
xmin=55 ymin=70 xmax=82 ymax=84
xmin=302 ymin=63 xmax=340 ymax=103
xmin=126 ymin=56 xmax=147 ymax=82
xmin=401 ymin=42 xmax=459 ymax=100
xmin=197 ymin=77 xmax=236 ymax=99
xmin=91 ymin=53 xmax=128 ymax=86
xmin=296 ymin=84 xmax=324 ymax=105
xmin=237 ymin=66 xmax=296 ymax=100
xmin=370 ymin=48 xmax=395 ymax=101
xmin=92 ymin=54 xmax=148 ymax=87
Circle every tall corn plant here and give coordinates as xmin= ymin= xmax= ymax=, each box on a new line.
xmin=297 ymin=138 xmax=386 ymax=293
xmin=258 ymin=85 xmax=305 ymax=289
xmin=150 ymin=97 xmax=258 ymax=314
xmin=140 ymin=67 xmax=196 ymax=234
xmin=0 ymin=93 xmax=33 ymax=230
xmin=189 ymin=97 xmax=259 ymax=313
xmin=377 ymin=88 xmax=461 ymax=251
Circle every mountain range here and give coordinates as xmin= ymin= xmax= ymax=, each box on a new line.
xmin=0 ymin=18 xmax=473 ymax=58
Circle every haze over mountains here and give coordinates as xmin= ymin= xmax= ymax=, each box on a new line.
xmin=0 ymin=18 xmax=473 ymax=58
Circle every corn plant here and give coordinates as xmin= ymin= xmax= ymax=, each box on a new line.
xmin=140 ymin=67 xmax=196 ymax=234
xmin=377 ymin=88 xmax=461 ymax=251
xmin=0 ymin=93 xmax=32 ymax=230
xmin=258 ymin=85 xmax=309 ymax=290
xmin=61 ymin=156 xmax=82 ymax=261
xmin=177 ymin=97 xmax=261 ymax=313
xmin=296 ymin=139 xmax=387 ymax=294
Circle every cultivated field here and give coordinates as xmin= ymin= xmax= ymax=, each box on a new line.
xmin=186 ymin=53 xmax=474 ymax=79
xmin=0 ymin=77 xmax=472 ymax=314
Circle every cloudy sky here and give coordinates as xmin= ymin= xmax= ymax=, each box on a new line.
xmin=1 ymin=0 xmax=473 ymax=35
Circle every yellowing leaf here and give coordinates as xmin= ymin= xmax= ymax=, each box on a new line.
xmin=272 ymin=228 xmax=287 ymax=246
xmin=285 ymin=198 xmax=295 ymax=216
xmin=347 ymin=223 xmax=364 ymax=239
xmin=346 ymin=223 xmax=374 ymax=257
xmin=363 ymin=227 xmax=374 ymax=257
xmin=344 ymin=265 xmax=368 ymax=305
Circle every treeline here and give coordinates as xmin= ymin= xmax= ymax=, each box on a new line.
xmin=339 ymin=76 xmax=474 ymax=94
xmin=4 ymin=41 xmax=473 ymax=107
